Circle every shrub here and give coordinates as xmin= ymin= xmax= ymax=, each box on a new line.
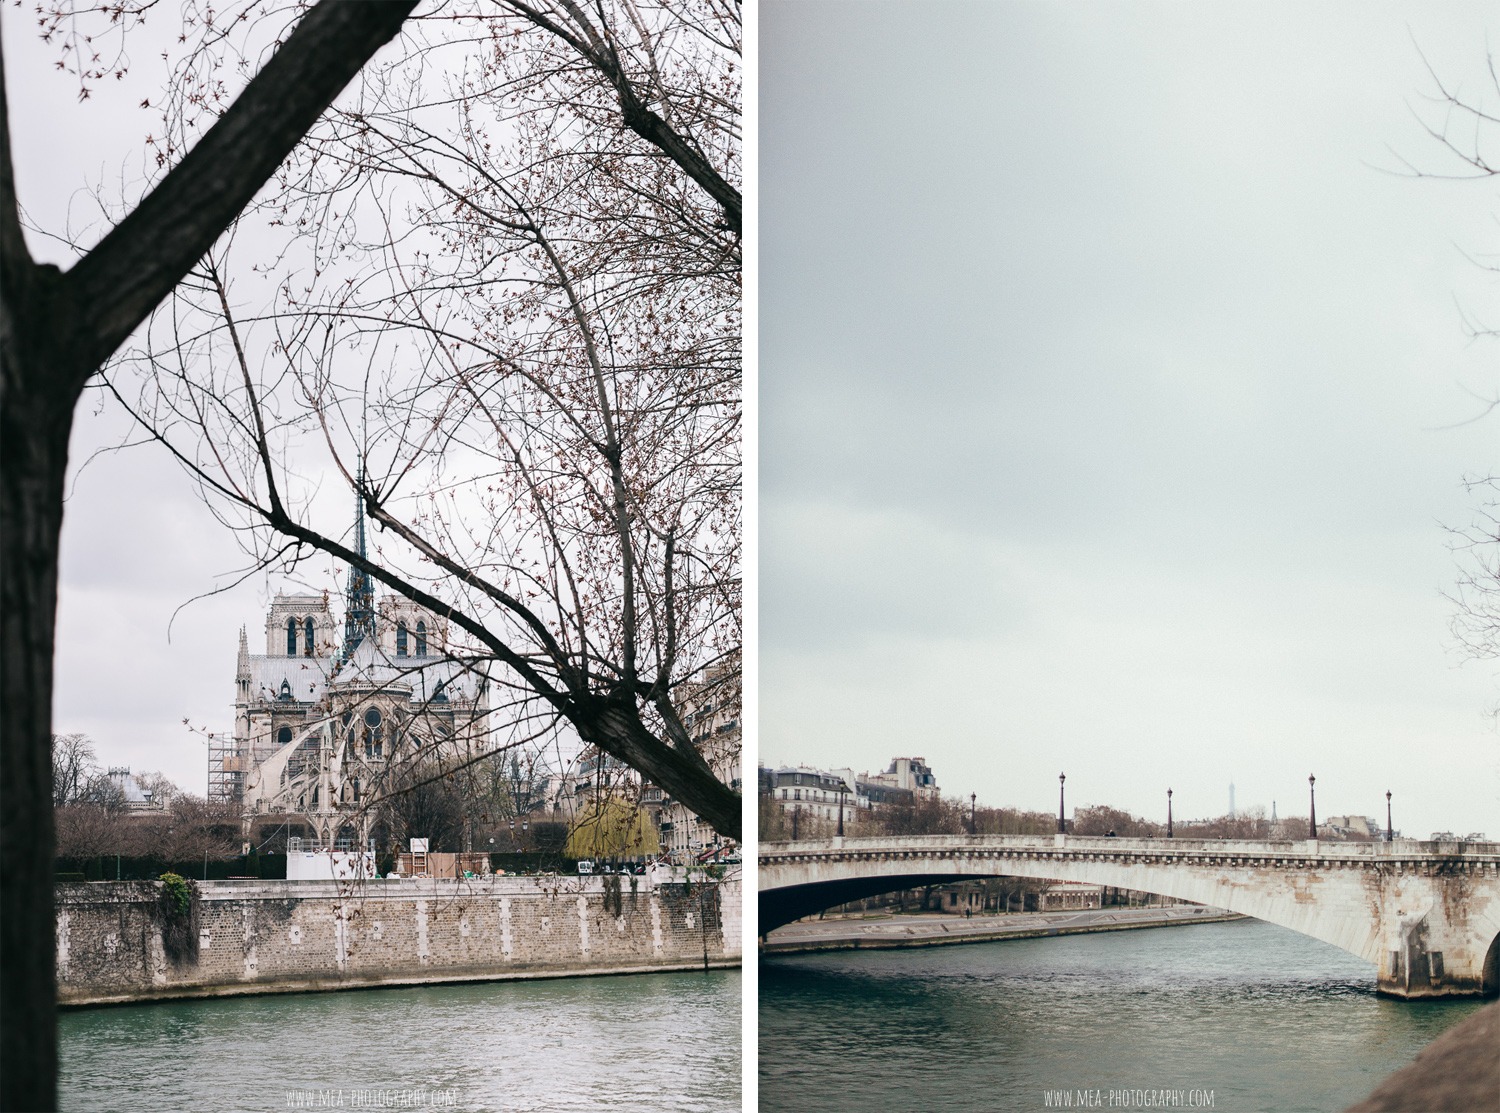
xmin=157 ymin=872 xmax=198 ymax=964
xmin=159 ymin=872 xmax=191 ymax=916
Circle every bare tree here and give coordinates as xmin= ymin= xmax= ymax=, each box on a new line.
xmin=759 ymin=793 xmax=791 ymax=841
xmin=5 ymin=5 xmax=738 ymax=1099
xmin=108 ymin=1 xmax=742 ymax=841
xmin=53 ymin=803 xmax=130 ymax=862
xmin=380 ymin=761 xmax=470 ymax=855
xmin=50 ymin=733 xmax=97 ymax=807
xmin=1 ymin=5 xmax=419 ymax=1104
xmin=1070 ymin=804 xmax=1163 ymax=838
xmin=131 ymin=795 xmax=242 ymax=863
xmin=1399 ymin=53 xmax=1500 ymax=680
xmin=134 ymin=769 xmax=181 ymax=810
xmin=875 ymin=795 xmax=965 ymax=836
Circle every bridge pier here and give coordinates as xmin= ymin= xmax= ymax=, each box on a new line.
xmin=1374 ymin=869 xmax=1500 ymax=999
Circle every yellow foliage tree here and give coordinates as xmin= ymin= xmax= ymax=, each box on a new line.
xmin=565 ymin=798 xmax=660 ymax=860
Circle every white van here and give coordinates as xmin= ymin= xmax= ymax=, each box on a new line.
xmin=576 ymin=859 xmax=594 ymax=875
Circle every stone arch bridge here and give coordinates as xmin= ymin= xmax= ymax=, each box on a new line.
xmin=760 ymin=834 xmax=1500 ymax=999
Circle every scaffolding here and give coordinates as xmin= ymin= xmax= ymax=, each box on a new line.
xmin=207 ymin=733 xmax=245 ymax=806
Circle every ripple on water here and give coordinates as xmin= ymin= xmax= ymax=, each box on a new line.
xmin=760 ymin=920 xmax=1484 ymax=1113
xmin=61 ymin=970 xmax=740 ymax=1113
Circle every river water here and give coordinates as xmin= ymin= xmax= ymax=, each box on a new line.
xmin=60 ymin=969 xmax=739 ymax=1113
xmin=759 ymin=919 xmax=1484 ymax=1113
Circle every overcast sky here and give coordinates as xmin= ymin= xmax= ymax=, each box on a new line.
xmin=5 ymin=14 xmax=376 ymax=797
xmin=7 ymin=3 xmax=1500 ymax=837
xmin=4 ymin=17 xmax=247 ymax=795
xmin=761 ymin=1 xmax=1500 ymax=838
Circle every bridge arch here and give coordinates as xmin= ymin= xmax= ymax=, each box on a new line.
xmin=760 ymin=835 xmax=1500 ymax=999
xmin=761 ymin=848 xmax=1364 ymax=956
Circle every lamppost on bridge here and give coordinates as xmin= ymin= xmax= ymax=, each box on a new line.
xmin=837 ymin=783 xmax=848 ymax=838
xmin=791 ymin=805 xmax=800 ymax=841
xmin=1167 ymin=788 xmax=1173 ymax=839
xmin=1308 ymin=775 xmax=1317 ymax=840
xmin=1386 ymin=791 xmax=1393 ymax=842
xmin=1058 ymin=773 xmax=1067 ymax=835
xmin=970 ymin=792 xmax=977 ymax=836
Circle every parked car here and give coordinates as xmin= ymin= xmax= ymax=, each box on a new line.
xmin=577 ymin=859 xmax=594 ymax=875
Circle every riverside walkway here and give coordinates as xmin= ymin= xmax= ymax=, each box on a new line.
xmin=762 ymin=904 xmax=1242 ymax=953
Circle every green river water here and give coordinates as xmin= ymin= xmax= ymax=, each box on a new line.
xmin=61 ymin=968 xmax=740 ymax=1113
xmin=760 ymin=919 xmax=1483 ymax=1113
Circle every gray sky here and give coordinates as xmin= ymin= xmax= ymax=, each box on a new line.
xmin=4 ymin=14 xmax=274 ymax=796
xmin=7 ymin=2 xmax=1500 ymax=837
xmin=761 ymin=1 xmax=1500 ymax=837
xmin=6 ymin=6 xmax=712 ymax=803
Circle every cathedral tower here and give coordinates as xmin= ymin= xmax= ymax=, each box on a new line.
xmin=342 ymin=477 xmax=377 ymax=660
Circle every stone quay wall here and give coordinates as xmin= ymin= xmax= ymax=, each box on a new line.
xmin=56 ymin=871 xmax=741 ymax=1006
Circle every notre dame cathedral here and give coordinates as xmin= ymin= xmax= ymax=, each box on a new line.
xmin=211 ymin=501 xmax=487 ymax=852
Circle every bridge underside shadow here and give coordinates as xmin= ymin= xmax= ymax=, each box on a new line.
xmin=762 ymin=874 xmax=985 ymax=936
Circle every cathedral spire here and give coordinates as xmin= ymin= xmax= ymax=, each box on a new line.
xmin=236 ymin=626 xmax=250 ymax=679
xmin=342 ymin=469 xmax=377 ymax=661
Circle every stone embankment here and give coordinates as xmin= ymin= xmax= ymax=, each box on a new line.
xmin=762 ymin=905 xmax=1242 ymax=954
xmin=1345 ymin=1000 xmax=1498 ymax=1113
xmin=57 ymin=871 xmax=740 ymax=1006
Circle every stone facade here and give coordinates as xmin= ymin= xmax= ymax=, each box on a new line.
xmin=762 ymin=756 xmax=941 ymax=828
xmin=220 ymin=591 xmax=487 ymax=852
xmin=761 ymin=835 xmax=1500 ymax=999
xmin=660 ymin=662 xmax=742 ymax=863
xmin=56 ymin=872 xmax=740 ymax=1006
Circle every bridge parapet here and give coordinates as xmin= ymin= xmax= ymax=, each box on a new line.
xmin=759 ymin=836 xmax=1500 ymax=999
xmin=763 ymin=834 xmax=1500 ymax=864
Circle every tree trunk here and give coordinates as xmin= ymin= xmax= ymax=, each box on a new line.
xmin=1 ymin=264 xmax=86 ymax=1113
xmin=575 ymin=697 xmax=741 ymax=843
xmin=1 ymin=7 xmax=416 ymax=1105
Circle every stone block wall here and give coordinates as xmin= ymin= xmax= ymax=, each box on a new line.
xmin=57 ymin=871 xmax=740 ymax=1006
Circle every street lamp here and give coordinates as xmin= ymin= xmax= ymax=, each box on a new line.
xmin=970 ymin=792 xmax=977 ymax=836
xmin=1385 ymin=791 xmax=1393 ymax=842
xmin=1166 ymin=788 xmax=1173 ymax=839
xmin=1308 ymin=775 xmax=1317 ymax=840
xmin=837 ymin=784 xmax=847 ymax=838
xmin=791 ymin=805 xmax=800 ymax=841
xmin=1057 ymin=773 xmax=1067 ymax=835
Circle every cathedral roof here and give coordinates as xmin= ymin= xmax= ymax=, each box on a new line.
xmin=245 ymin=649 xmax=481 ymax=707
xmin=244 ymin=484 xmax=483 ymax=711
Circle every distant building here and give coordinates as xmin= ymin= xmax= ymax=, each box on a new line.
xmin=857 ymin=778 xmax=915 ymax=808
xmin=765 ymin=765 xmax=870 ymax=825
xmin=1037 ymin=881 xmax=1103 ymax=911
xmin=213 ymin=495 xmax=487 ymax=853
xmin=859 ymin=757 xmax=939 ymax=801
xmin=761 ymin=755 xmax=942 ymax=828
xmin=1321 ymin=815 xmax=1380 ymax=839
xmin=657 ymin=661 xmax=741 ymax=863
xmin=103 ymin=768 xmax=166 ymax=811
xmin=1429 ymin=831 xmax=1490 ymax=843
